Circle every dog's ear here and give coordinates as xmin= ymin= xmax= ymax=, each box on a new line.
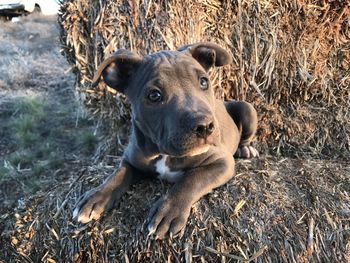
xmin=178 ymin=42 xmax=232 ymax=71
xmin=92 ymin=50 xmax=143 ymax=93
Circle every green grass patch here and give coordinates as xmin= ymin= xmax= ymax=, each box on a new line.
xmin=35 ymin=143 xmax=52 ymax=158
xmin=47 ymin=152 xmax=65 ymax=170
xmin=15 ymin=97 xmax=45 ymax=117
xmin=26 ymin=178 xmax=41 ymax=192
xmin=1 ymin=96 xmax=97 ymax=194
xmin=0 ymin=96 xmax=63 ymax=193
xmin=0 ymin=166 xmax=10 ymax=180
xmin=12 ymin=97 xmax=45 ymax=148
xmin=14 ymin=116 xmax=41 ymax=147
xmin=77 ymin=115 xmax=95 ymax=127
xmin=32 ymin=163 xmax=47 ymax=177
xmin=80 ymin=132 xmax=98 ymax=154
xmin=10 ymin=150 xmax=35 ymax=168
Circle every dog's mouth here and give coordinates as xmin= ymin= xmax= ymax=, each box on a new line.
xmin=185 ymin=144 xmax=210 ymax=156
xmin=160 ymin=140 xmax=214 ymax=158
xmin=153 ymin=120 xmax=220 ymax=158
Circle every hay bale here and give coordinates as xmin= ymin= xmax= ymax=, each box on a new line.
xmin=2 ymin=157 xmax=350 ymax=262
xmin=45 ymin=1 xmax=350 ymax=261
xmin=58 ymin=0 xmax=350 ymax=159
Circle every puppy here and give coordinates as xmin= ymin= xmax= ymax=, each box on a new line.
xmin=73 ymin=43 xmax=258 ymax=239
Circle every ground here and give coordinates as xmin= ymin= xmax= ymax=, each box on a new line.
xmin=0 ymin=15 xmax=349 ymax=263
xmin=0 ymin=14 xmax=97 ymax=260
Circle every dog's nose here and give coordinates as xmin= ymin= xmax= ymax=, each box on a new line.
xmin=195 ymin=121 xmax=215 ymax=139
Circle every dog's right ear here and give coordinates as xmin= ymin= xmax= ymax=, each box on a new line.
xmin=177 ymin=42 xmax=232 ymax=71
xmin=92 ymin=50 xmax=143 ymax=93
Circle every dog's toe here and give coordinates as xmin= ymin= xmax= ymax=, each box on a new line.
xmin=73 ymin=187 xmax=114 ymax=224
xmin=241 ymin=146 xmax=250 ymax=158
xmin=168 ymin=217 xmax=187 ymax=237
xmin=235 ymin=145 xmax=259 ymax=159
xmin=147 ymin=196 xmax=190 ymax=239
xmin=76 ymin=209 xmax=95 ymax=224
xmin=248 ymin=145 xmax=259 ymax=158
xmin=234 ymin=147 xmax=241 ymax=158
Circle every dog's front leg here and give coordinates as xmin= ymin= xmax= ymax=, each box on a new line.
xmin=147 ymin=151 xmax=235 ymax=239
xmin=73 ymin=160 xmax=136 ymax=223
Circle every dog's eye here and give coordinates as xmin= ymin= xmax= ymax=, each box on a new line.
xmin=148 ymin=89 xmax=163 ymax=103
xmin=199 ymin=77 xmax=209 ymax=90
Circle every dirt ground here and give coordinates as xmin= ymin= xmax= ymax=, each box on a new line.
xmin=0 ymin=15 xmax=349 ymax=263
xmin=0 ymin=14 xmax=98 ymax=260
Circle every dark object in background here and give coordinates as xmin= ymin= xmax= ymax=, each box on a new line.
xmin=0 ymin=0 xmax=59 ymax=21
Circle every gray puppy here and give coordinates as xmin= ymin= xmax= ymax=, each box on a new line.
xmin=73 ymin=43 xmax=258 ymax=239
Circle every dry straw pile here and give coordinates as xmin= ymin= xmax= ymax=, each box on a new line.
xmin=4 ymin=157 xmax=350 ymax=262
xmin=59 ymin=0 xmax=350 ymax=159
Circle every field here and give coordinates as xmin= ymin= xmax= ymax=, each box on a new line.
xmin=0 ymin=11 xmax=350 ymax=263
xmin=0 ymin=14 xmax=98 ymax=261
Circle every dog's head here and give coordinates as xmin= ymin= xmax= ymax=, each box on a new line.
xmin=92 ymin=43 xmax=232 ymax=157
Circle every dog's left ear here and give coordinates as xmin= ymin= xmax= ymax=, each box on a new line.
xmin=178 ymin=42 xmax=232 ymax=71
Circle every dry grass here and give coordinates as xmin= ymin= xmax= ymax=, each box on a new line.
xmin=2 ymin=156 xmax=349 ymax=262
xmin=0 ymin=15 xmax=100 ymax=262
xmin=58 ymin=0 xmax=350 ymax=159
xmin=0 ymin=14 xmax=67 ymax=91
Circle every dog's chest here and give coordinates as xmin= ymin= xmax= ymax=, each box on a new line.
xmin=155 ymin=155 xmax=184 ymax=182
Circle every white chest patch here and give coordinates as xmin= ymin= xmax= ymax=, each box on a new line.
xmin=155 ymin=155 xmax=184 ymax=182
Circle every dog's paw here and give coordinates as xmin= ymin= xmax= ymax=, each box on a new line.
xmin=147 ymin=195 xmax=191 ymax=239
xmin=73 ymin=187 xmax=114 ymax=224
xmin=234 ymin=145 xmax=259 ymax=159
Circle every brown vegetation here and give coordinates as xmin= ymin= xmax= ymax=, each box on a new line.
xmin=0 ymin=14 xmax=98 ymax=262
xmin=59 ymin=0 xmax=350 ymax=159
xmin=3 ymin=156 xmax=350 ymax=262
